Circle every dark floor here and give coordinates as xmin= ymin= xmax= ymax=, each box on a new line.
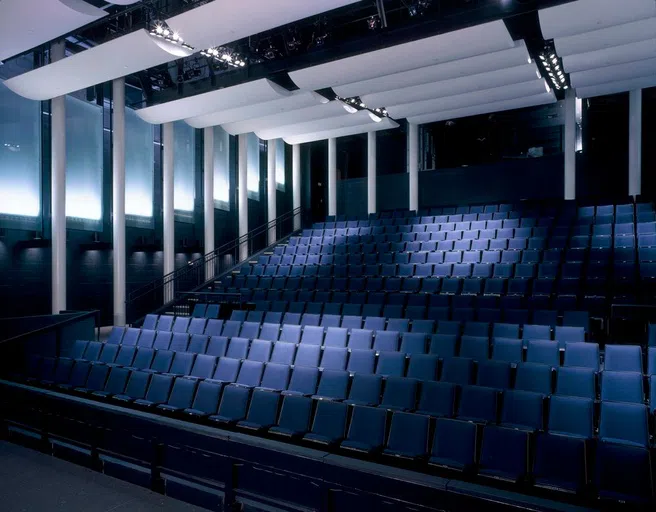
xmin=0 ymin=441 xmax=209 ymax=512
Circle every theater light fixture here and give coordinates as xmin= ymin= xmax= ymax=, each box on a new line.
xmin=150 ymin=22 xmax=194 ymax=50
xmin=201 ymin=47 xmax=247 ymax=67
xmin=336 ymin=96 xmax=389 ymax=120
xmin=537 ymin=46 xmax=569 ymax=92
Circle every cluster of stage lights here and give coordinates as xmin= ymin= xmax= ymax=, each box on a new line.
xmin=538 ymin=50 xmax=569 ymax=91
xmin=200 ymin=47 xmax=246 ymax=67
xmin=338 ymin=97 xmax=388 ymax=122
xmin=150 ymin=24 xmax=194 ymax=50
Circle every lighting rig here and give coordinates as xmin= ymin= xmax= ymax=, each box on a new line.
xmin=149 ymin=22 xmax=194 ymax=51
xmin=537 ymin=45 xmax=569 ymax=92
xmin=337 ymin=96 xmax=389 ymax=122
xmin=200 ymin=47 xmax=247 ymax=67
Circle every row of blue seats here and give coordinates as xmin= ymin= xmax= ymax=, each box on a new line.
xmin=141 ymin=314 xmax=587 ymax=342
xmin=259 ymin=247 xmax=656 ymax=267
xmin=301 ymin=220 xmax=656 ymax=238
xmin=282 ymin=233 xmax=648 ymax=250
xmin=30 ymin=347 xmax=656 ymax=435
xmin=24 ymin=357 xmax=655 ymax=501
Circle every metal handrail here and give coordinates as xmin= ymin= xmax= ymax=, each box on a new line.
xmin=0 ymin=310 xmax=100 ymax=345
xmin=125 ymin=207 xmax=304 ymax=324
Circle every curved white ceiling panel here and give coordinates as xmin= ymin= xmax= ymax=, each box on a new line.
xmin=387 ymin=79 xmax=548 ymax=119
xmin=283 ymin=117 xmax=400 ymax=145
xmin=256 ymin=109 xmax=372 ymax=141
xmin=109 ymin=1 xmax=142 ymax=4
xmin=289 ymin=20 xmax=514 ymax=91
xmin=334 ymin=41 xmax=530 ymax=99
xmin=554 ymin=17 xmax=656 ymax=57
xmin=186 ymin=91 xmax=326 ymax=129
xmin=563 ymin=39 xmax=656 ymax=74
xmin=222 ymin=100 xmax=348 ymax=136
xmin=136 ymin=79 xmax=289 ymax=125
xmin=406 ymin=92 xmax=556 ymax=126
xmin=0 ymin=0 xmax=106 ymax=62
xmin=362 ymin=62 xmax=538 ymax=109
xmin=569 ymin=58 xmax=656 ymax=89
xmin=577 ymin=75 xmax=656 ymax=98
xmin=167 ymin=0 xmax=359 ymax=51
xmin=539 ymin=0 xmax=655 ymax=40
xmin=5 ymin=30 xmax=193 ymax=101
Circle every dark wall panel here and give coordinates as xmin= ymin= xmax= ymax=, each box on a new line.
xmin=337 ymin=178 xmax=367 ymax=218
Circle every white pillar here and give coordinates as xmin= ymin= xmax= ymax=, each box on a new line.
xmin=112 ymin=78 xmax=126 ymax=326
xmin=629 ymin=89 xmax=642 ymax=198
xmin=328 ymin=138 xmax=337 ymax=216
xmin=238 ymin=134 xmax=248 ymax=261
xmin=267 ymin=139 xmax=277 ymax=245
xmin=162 ymin=122 xmax=175 ymax=303
xmin=292 ymin=143 xmax=301 ymax=231
xmin=204 ymin=127 xmax=215 ymax=280
xmin=367 ymin=131 xmax=377 ymax=215
xmin=51 ymin=41 xmax=66 ymax=314
xmin=408 ymin=122 xmax=419 ymax=212
xmin=564 ymin=89 xmax=577 ymax=200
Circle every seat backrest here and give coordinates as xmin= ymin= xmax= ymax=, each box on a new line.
xmin=440 ymin=357 xmax=474 ymax=386
xmin=381 ymin=376 xmax=417 ymax=410
xmin=555 ymin=366 xmax=596 ymax=399
xmin=190 ymin=381 xmax=222 ymax=415
xmin=286 ymin=366 xmax=319 ymax=395
xmin=345 ymin=405 xmax=387 ymax=450
xmin=167 ymin=378 xmax=198 ymax=409
xmin=269 ymin=341 xmax=296 ymax=365
xmin=430 ymin=418 xmax=477 ymax=469
xmin=226 ymin=337 xmax=250 ymax=359
xmin=216 ymin=385 xmax=250 ymax=421
xmin=275 ymin=395 xmax=312 ymax=433
xmin=604 ymin=344 xmax=643 ymax=373
xmin=144 ymin=374 xmax=174 ymax=403
xmin=347 ymin=349 xmax=376 ymax=374
xmin=476 ymin=360 xmax=511 ymax=390
xmin=259 ymin=362 xmax=291 ymax=391
xmin=548 ymin=395 xmax=594 ymax=438
xmin=385 ymin=412 xmax=429 ymax=457
xmin=244 ymin=388 xmax=280 ymax=427
xmin=315 ymin=369 xmax=349 ymax=400
xmin=457 ymin=385 xmax=498 ymax=423
xmin=564 ymin=342 xmax=599 ymax=370
xmin=514 ymin=363 xmax=552 ymax=394
xmin=599 ymin=401 xmax=649 ymax=448
xmin=212 ymin=357 xmax=241 ymax=382
xmin=500 ymin=389 xmax=544 ymax=431
xmin=600 ymin=371 xmax=644 ymax=404
xmin=375 ymin=352 xmax=406 ymax=377
xmin=309 ymin=400 xmax=348 ymax=441
xmin=301 ymin=326 xmax=324 ymax=346
xmin=236 ymin=360 xmax=265 ymax=387
xmin=247 ymin=339 xmax=273 ymax=362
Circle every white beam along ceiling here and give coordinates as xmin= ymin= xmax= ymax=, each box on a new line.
xmin=256 ymin=109 xmax=380 ymax=141
xmin=386 ymin=79 xmax=549 ymax=119
xmin=0 ymin=0 xmax=106 ymax=63
xmin=186 ymin=91 xmax=328 ymax=129
xmin=283 ymin=117 xmax=400 ymax=145
xmin=221 ymin=101 xmax=349 ymax=137
xmin=406 ymin=91 xmax=556 ymax=126
xmin=136 ymin=79 xmax=290 ymax=125
xmin=289 ymin=20 xmax=514 ymax=91
xmin=5 ymin=0 xmax=359 ymax=101
xmin=538 ymin=0 xmax=656 ymax=99
xmin=5 ymin=30 xmax=194 ymax=101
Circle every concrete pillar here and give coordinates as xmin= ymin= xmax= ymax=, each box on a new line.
xmin=267 ymin=139 xmax=277 ymax=245
xmin=51 ymin=41 xmax=66 ymax=314
xmin=408 ymin=122 xmax=419 ymax=212
xmin=238 ymin=134 xmax=248 ymax=261
xmin=204 ymin=126 xmax=215 ymax=280
xmin=162 ymin=122 xmax=175 ymax=303
xmin=564 ymin=89 xmax=577 ymax=200
xmin=629 ymin=89 xmax=642 ymax=198
xmin=367 ymin=131 xmax=377 ymax=215
xmin=292 ymin=143 xmax=301 ymax=230
xmin=328 ymin=138 xmax=337 ymax=216
xmin=112 ymin=77 xmax=126 ymax=325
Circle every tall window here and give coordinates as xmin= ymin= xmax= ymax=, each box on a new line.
xmin=246 ymin=132 xmax=260 ymax=200
xmin=125 ymin=107 xmax=154 ymax=217
xmin=66 ymin=96 xmax=103 ymax=221
xmin=174 ymin=120 xmax=195 ymax=212
xmin=275 ymin=138 xmax=285 ymax=191
xmin=0 ymin=81 xmax=41 ymax=217
xmin=213 ymin=126 xmax=230 ymax=210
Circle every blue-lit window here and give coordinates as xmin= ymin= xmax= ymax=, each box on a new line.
xmin=0 ymin=81 xmax=41 ymax=218
xmin=66 ymin=95 xmax=103 ymax=221
xmin=174 ymin=121 xmax=196 ymax=212
xmin=275 ymin=138 xmax=285 ymax=191
xmin=125 ymin=107 xmax=154 ymax=217
xmin=247 ymin=132 xmax=260 ymax=200
xmin=213 ymin=126 xmax=230 ymax=210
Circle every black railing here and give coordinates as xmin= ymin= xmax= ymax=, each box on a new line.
xmin=172 ymin=291 xmax=245 ymax=317
xmin=126 ymin=207 xmax=304 ymax=325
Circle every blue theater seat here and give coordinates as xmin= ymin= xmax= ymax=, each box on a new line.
xmin=525 ymin=340 xmax=559 ymax=366
xmin=491 ymin=338 xmax=523 ymax=364
xmin=600 ymin=371 xmax=644 ymax=404
xmin=347 ymin=349 xmax=375 ymax=374
xmin=548 ymin=395 xmax=594 ymax=439
xmin=166 ymin=352 xmax=195 ymax=377
xmin=479 ymin=426 xmax=529 ymax=482
xmin=599 ymin=402 xmax=649 ymax=448
xmin=555 ymin=366 xmax=596 ymax=399
xmin=184 ymin=380 xmax=222 ymax=417
xmin=320 ymin=347 xmax=348 ymax=371
xmin=304 ymin=400 xmax=348 ymax=446
xmin=429 ymin=418 xmax=477 ymax=471
xmin=440 ymin=357 xmax=474 ymax=386
xmin=238 ymin=388 xmax=281 ymax=431
xmin=209 ymin=357 xmax=241 ymax=384
xmin=514 ymin=363 xmax=552 ymax=395
xmin=209 ymin=385 xmax=251 ymax=424
xmin=604 ymin=344 xmax=643 ymax=373
xmin=341 ymin=405 xmax=387 ymax=453
xmin=313 ymin=369 xmax=349 ymax=401
xmin=384 ymin=412 xmax=429 ymax=459
xmin=476 ymin=360 xmax=511 ymax=389
xmin=112 ymin=370 xmax=151 ymax=402
xmin=457 ymin=385 xmax=498 ymax=423
xmin=564 ymin=342 xmax=599 ymax=370
xmin=158 ymin=378 xmax=198 ymax=413
xmin=380 ymin=377 xmax=417 ymax=411
xmin=500 ymin=390 xmax=544 ymax=431
xmin=595 ymin=441 xmax=653 ymax=504
xmin=270 ymin=395 xmax=312 ymax=437
xmin=134 ymin=374 xmax=173 ymax=408
xmin=533 ymin=433 xmax=587 ymax=494
xmin=429 ymin=334 xmax=457 ymax=357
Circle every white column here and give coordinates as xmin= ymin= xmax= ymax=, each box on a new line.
xmin=629 ymin=89 xmax=642 ymax=198
xmin=292 ymin=143 xmax=301 ymax=231
xmin=204 ymin=127 xmax=215 ymax=280
xmin=51 ymin=41 xmax=66 ymax=314
xmin=238 ymin=134 xmax=248 ymax=261
xmin=408 ymin=122 xmax=419 ymax=212
xmin=328 ymin=138 xmax=337 ymax=216
xmin=367 ymin=131 xmax=377 ymax=215
xmin=564 ymin=89 xmax=577 ymax=200
xmin=267 ymin=139 xmax=277 ymax=245
xmin=112 ymin=78 xmax=126 ymax=326
xmin=162 ymin=122 xmax=175 ymax=303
